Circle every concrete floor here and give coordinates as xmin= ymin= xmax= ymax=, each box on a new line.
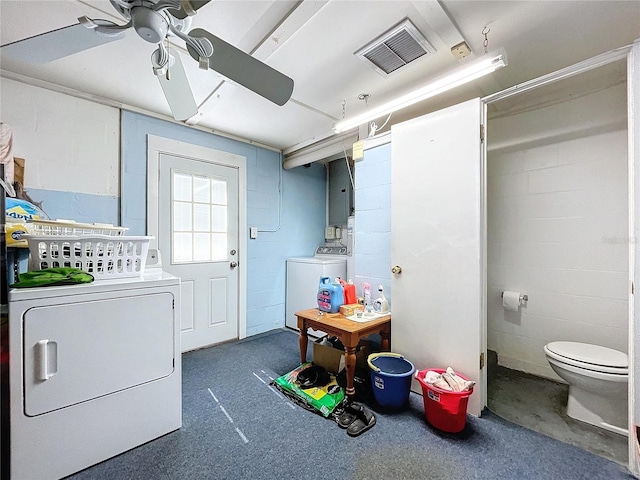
xmin=487 ymin=355 xmax=628 ymax=466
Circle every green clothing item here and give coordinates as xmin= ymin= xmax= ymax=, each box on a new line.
xmin=11 ymin=268 xmax=94 ymax=288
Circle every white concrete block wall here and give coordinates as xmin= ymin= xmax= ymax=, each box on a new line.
xmin=0 ymin=78 xmax=119 ymax=196
xmin=487 ymin=84 xmax=628 ymax=380
xmin=354 ymin=143 xmax=392 ymax=305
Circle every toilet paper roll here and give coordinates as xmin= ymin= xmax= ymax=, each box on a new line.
xmin=502 ymin=291 xmax=521 ymax=312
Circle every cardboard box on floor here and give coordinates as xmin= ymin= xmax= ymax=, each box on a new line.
xmin=312 ymin=338 xmax=372 ymax=374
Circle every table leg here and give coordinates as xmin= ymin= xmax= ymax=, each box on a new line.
xmin=380 ymin=324 xmax=391 ymax=352
xmin=299 ymin=323 xmax=308 ymax=363
xmin=344 ymin=345 xmax=357 ymax=398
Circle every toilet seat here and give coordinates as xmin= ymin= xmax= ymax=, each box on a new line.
xmin=544 ymin=341 xmax=628 ymax=375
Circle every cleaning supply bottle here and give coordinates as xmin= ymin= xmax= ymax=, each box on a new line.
xmin=317 ymin=276 xmax=344 ymax=313
xmin=339 ymin=278 xmax=357 ymax=305
xmin=373 ymin=284 xmax=389 ymax=314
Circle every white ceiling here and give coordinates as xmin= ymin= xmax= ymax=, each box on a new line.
xmin=1 ymin=0 xmax=639 ymax=152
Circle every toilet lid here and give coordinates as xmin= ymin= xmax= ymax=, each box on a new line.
xmin=546 ymin=341 xmax=628 ymax=371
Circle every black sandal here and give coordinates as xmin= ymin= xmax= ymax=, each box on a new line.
xmin=346 ymin=405 xmax=376 ymax=437
xmin=336 ymin=402 xmax=363 ymax=429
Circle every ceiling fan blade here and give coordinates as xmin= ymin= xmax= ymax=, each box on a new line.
xmin=152 ymin=48 xmax=198 ymax=121
xmin=186 ymin=28 xmax=294 ymax=106
xmin=1 ymin=23 xmax=125 ymax=65
xmin=169 ymin=0 xmax=212 ymax=20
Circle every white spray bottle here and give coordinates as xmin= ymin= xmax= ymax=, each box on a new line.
xmin=373 ymin=284 xmax=389 ymax=314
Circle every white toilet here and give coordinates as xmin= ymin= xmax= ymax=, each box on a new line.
xmin=543 ymin=341 xmax=628 ymax=436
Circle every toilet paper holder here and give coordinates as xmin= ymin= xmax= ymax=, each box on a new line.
xmin=501 ymin=292 xmax=528 ymax=302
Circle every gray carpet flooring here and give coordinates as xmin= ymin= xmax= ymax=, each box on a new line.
xmin=67 ymin=329 xmax=633 ymax=479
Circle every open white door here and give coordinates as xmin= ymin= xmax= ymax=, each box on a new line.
xmin=390 ymin=98 xmax=485 ymax=417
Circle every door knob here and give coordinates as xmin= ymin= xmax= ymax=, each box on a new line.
xmin=230 ymin=261 xmax=238 ymax=268
xmin=391 ymin=265 xmax=402 ymax=274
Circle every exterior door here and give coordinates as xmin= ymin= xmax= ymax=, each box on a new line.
xmin=148 ymin=136 xmax=246 ymax=352
xmin=390 ymin=98 xmax=485 ymax=416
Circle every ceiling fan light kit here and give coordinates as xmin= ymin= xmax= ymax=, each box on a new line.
xmin=131 ymin=7 xmax=169 ymax=44
xmin=0 ymin=0 xmax=294 ymax=122
xmin=333 ymin=48 xmax=508 ymax=134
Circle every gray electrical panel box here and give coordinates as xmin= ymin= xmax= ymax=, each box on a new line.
xmin=328 ymin=158 xmax=354 ymax=226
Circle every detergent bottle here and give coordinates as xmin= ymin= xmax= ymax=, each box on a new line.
xmin=317 ymin=276 xmax=344 ymax=313
xmin=339 ymin=278 xmax=357 ymax=305
xmin=373 ymin=284 xmax=389 ymax=314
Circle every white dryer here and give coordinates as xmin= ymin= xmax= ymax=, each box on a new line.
xmin=285 ymin=245 xmax=347 ymax=333
xmin=9 ymin=269 xmax=181 ymax=480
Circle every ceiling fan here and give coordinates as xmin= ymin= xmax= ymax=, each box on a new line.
xmin=0 ymin=0 xmax=295 ymax=121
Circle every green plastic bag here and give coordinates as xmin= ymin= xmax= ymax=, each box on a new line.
xmin=272 ymin=363 xmax=344 ymax=417
xmin=11 ymin=267 xmax=94 ymax=288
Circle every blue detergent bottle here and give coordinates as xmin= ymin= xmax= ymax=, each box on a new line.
xmin=317 ymin=276 xmax=344 ymax=313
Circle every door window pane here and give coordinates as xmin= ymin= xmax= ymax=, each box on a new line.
xmin=211 ymin=233 xmax=227 ymax=261
xmin=172 ymin=171 xmax=229 ymax=264
xmin=193 ymin=204 xmax=211 ymax=231
xmin=173 ymin=173 xmax=192 ymax=202
xmin=193 ymin=233 xmax=211 ymax=261
xmin=173 ymin=201 xmax=192 ymax=231
xmin=211 ymin=180 xmax=227 ymax=204
xmin=211 ymin=205 xmax=227 ymax=232
xmin=193 ymin=176 xmax=210 ymax=203
xmin=173 ymin=233 xmax=192 ymax=262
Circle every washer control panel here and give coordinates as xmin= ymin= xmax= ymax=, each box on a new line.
xmin=315 ymin=245 xmax=347 ymax=256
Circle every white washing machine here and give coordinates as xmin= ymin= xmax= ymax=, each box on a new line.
xmin=285 ymin=245 xmax=347 ymax=333
xmin=9 ymin=268 xmax=181 ymax=480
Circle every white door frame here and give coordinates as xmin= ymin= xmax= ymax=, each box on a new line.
xmin=146 ymin=134 xmax=248 ymax=340
xmin=629 ymin=39 xmax=640 ymax=477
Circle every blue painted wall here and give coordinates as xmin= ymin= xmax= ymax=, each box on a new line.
xmin=120 ymin=111 xmax=326 ymax=336
xmin=354 ymin=142 xmax=392 ymax=306
xmin=24 ymin=189 xmax=119 ymax=224
xmin=247 ymin=164 xmax=327 ymax=334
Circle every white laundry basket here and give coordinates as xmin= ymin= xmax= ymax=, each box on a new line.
xmin=24 ymin=235 xmax=152 ymax=280
xmin=27 ymin=219 xmax=128 ymax=236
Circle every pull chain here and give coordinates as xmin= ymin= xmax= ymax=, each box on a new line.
xmin=341 ymin=100 xmax=346 ymax=119
xmin=482 ymin=26 xmax=490 ymax=54
xmin=164 ymin=37 xmax=171 ymax=81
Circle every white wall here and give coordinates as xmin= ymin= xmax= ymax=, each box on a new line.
xmin=0 ymin=78 xmax=119 ymax=196
xmin=487 ymin=83 xmax=628 ymax=380
xmin=354 ymin=142 xmax=392 ymax=306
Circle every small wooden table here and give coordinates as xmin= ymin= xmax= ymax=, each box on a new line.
xmin=295 ymin=308 xmax=391 ymax=399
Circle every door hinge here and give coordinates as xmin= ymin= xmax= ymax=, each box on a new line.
xmin=480 ymin=352 xmax=485 ymax=369
xmin=172 ymin=299 xmax=175 ymax=309
xmin=480 ymin=124 xmax=485 ymax=143
xmin=633 ymin=282 xmax=635 ymax=295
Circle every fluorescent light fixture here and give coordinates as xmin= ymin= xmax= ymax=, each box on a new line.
xmin=283 ymin=132 xmax=359 ymax=170
xmin=333 ymin=48 xmax=508 ymax=133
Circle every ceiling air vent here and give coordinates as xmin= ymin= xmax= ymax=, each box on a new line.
xmin=355 ymin=19 xmax=435 ymax=76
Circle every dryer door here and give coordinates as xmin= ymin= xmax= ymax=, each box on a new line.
xmin=23 ymin=292 xmax=175 ymax=416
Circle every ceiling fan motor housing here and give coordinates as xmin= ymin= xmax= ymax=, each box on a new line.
xmin=132 ymin=7 xmax=168 ymax=44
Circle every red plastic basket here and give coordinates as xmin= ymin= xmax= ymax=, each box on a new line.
xmin=415 ymin=368 xmax=474 ymax=433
